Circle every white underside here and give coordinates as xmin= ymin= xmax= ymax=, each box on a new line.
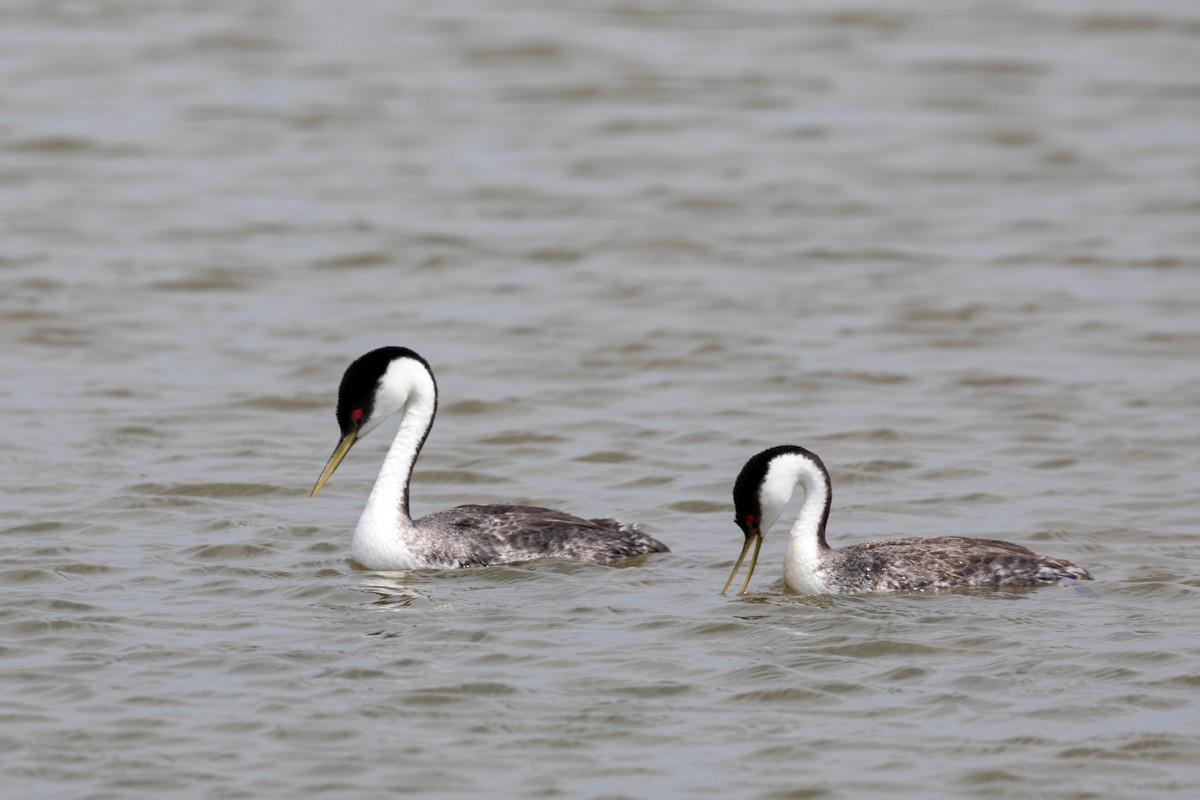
xmin=351 ymin=529 xmax=425 ymax=570
xmin=783 ymin=528 xmax=831 ymax=594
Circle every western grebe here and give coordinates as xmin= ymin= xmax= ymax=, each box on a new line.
xmin=721 ymin=445 xmax=1092 ymax=595
xmin=309 ymin=347 xmax=669 ymax=570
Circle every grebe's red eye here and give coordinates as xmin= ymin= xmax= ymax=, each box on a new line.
xmin=351 ymin=409 xmax=363 ymax=421
xmin=744 ymin=515 xmax=755 ymax=526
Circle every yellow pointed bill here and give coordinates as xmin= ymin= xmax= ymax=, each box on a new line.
xmin=309 ymin=430 xmax=358 ymax=498
xmin=720 ymin=530 xmax=763 ymax=596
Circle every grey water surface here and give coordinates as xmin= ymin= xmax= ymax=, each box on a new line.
xmin=2 ymin=1 xmax=1199 ymax=798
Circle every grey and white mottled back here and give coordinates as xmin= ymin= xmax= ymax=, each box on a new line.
xmin=414 ymin=505 xmax=668 ymax=568
xmin=820 ymin=535 xmax=1092 ymax=594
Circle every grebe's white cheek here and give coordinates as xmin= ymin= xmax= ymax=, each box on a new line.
xmin=759 ymin=504 xmax=784 ymax=535
xmin=756 ymin=455 xmax=802 ymax=533
xmin=358 ymin=387 xmax=411 ymax=438
xmin=359 ymin=361 xmax=428 ymax=438
xmin=356 ymin=413 xmax=384 ymax=438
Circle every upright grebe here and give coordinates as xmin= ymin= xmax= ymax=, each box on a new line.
xmin=310 ymin=347 xmax=668 ymax=570
xmin=722 ymin=445 xmax=1092 ymax=595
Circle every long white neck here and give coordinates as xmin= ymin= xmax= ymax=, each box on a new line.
xmin=350 ymin=362 xmax=437 ymax=570
xmin=759 ymin=452 xmax=832 ymax=594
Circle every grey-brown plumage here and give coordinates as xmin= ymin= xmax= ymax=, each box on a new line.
xmin=309 ymin=347 xmax=668 ymax=570
xmin=722 ymin=444 xmax=1092 ymax=595
xmin=411 ymin=505 xmax=666 ymax=568
xmin=810 ymin=535 xmax=1092 ymax=593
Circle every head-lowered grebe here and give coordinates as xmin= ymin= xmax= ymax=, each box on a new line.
xmin=722 ymin=445 xmax=1091 ymax=595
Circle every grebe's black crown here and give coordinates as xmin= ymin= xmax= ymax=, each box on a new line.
xmin=335 ymin=347 xmax=433 ymax=434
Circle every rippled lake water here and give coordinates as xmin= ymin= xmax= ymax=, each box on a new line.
xmin=3 ymin=1 xmax=1199 ymax=797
